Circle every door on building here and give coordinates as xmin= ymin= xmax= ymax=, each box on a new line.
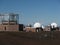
xmin=19 ymin=24 xmax=23 ymax=31
xmin=4 ymin=26 xmax=6 ymax=31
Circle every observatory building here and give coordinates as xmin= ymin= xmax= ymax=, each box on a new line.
xmin=51 ymin=23 xmax=57 ymax=28
xmin=44 ymin=22 xmax=59 ymax=31
xmin=34 ymin=22 xmax=43 ymax=32
xmin=24 ymin=22 xmax=44 ymax=32
xmin=50 ymin=22 xmax=59 ymax=31
xmin=0 ymin=13 xmax=20 ymax=31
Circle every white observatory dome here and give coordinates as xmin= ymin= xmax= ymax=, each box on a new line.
xmin=51 ymin=22 xmax=57 ymax=28
xmin=34 ymin=22 xmax=41 ymax=28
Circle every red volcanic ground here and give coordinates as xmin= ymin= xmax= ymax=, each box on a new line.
xmin=0 ymin=31 xmax=60 ymax=45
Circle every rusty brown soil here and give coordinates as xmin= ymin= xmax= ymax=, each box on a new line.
xmin=0 ymin=31 xmax=60 ymax=45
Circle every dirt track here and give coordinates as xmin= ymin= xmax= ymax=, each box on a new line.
xmin=0 ymin=31 xmax=60 ymax=45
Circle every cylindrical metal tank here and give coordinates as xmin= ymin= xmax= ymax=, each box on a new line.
xmin=9 ymin=13 xmax=19 ymax=24
xmin=0 ymin=13 xmax=19 ymax=25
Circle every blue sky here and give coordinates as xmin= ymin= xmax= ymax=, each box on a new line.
xmin=0 ymin=0 xmax=60 ymax=25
